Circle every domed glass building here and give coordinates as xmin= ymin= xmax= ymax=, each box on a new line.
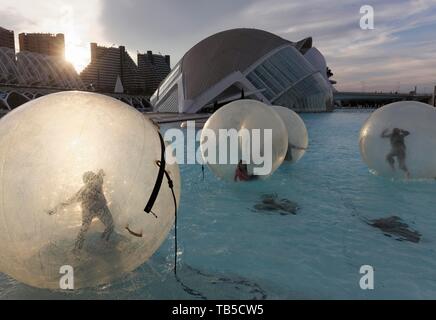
xmin=151 ymin=28 xmax=334 ymax=113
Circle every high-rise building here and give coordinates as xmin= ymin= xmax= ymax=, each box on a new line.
xmin=18 ymin=33 xmax=65 ymax=58
xmin=0 ymin=27 xmax=15 ymax=51
xmin=80 ymin=43 xmax=144 ymax=94
xmin=137 ymin=51 xmax=171 ymax=95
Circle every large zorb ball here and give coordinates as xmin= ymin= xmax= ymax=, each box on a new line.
xmin=0 ymin=91 xmax=180 ymax=289
xmin=359 ymin=101 xmax=436 ymax=179
xmin=200 ymin=100 xmax=288 ymax=182
xmin=272 ymin=106 xmax=308 ymax=163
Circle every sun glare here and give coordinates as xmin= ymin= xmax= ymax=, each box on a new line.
xmin=61 ymin=14 xmax=91 ymax=73
xmin=65 ymin=41 xmax=90 ymax=73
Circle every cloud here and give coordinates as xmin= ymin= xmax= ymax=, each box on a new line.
xmin=98 ymin=0 xmax=436 ymax=92
xmin=1 ymin=1 xmax=103 ymax=36
xmin=98 ymin=0 xmax=260 ymax=62
xmin=0 ymin=7 xmax=36 ymax=30
xmin=1 ymin=0 xmax=435 ymax=91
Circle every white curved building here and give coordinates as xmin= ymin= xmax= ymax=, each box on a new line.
xmin=0 ymin=47 xmax=84 ymax=89
xmin=304 ymin=47 xmax=331 ymax=85
xmin=151 ymin=28 xmax=333 ymax=113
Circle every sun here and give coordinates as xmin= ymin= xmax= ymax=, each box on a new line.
xmin=54 ymin=6 xmax=91 ymax=73
xmin=65 ymin=41 xmax=90 ymax=73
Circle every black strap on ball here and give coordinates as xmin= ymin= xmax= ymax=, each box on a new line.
xmin=143 ymin=131 xmax=179 ymax=275
xmin=144 ymin=132 xmax=166 ymax=214
xmin=142 ymin=131 xmax=206 ymax=299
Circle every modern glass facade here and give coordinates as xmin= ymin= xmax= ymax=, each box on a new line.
xmin=150 ymin=62 xmax=181 ymax=108
xmin=245 ymin=46 xmax=332 ymax=112
xmin=151 ymin=29 xmax=334 ymax=113
xmin=273 ymin=73 xmax=332 ymax=112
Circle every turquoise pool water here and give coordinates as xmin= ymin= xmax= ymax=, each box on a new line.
xmin=1 ymin=110 xmax=436 ymax=299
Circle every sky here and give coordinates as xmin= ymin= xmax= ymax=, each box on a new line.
xmin=1 ymin=0 xmax=435 ymax=93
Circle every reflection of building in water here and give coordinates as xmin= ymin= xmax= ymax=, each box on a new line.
xmin=151 ymin=28 xmax=335 ymax=113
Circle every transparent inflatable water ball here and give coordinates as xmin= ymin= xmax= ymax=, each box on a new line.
xmin=0 ymin=91 xmax=180 ymax=289
xmin=200 ymin=100 xmax=288 ymax=182
xmin=272 ymin=106 xmax=308 ymax=163
xmin=359 ymin=101 xmax=436 ymax=179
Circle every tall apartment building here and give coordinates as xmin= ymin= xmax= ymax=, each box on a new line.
xmin=80 ymin=43 xmax=144 ymax=94
xmin=0 ymin=27 xmax=15 ymax=51
xmin=137 ymin=51 xmax=171 ymax=95
xmin=18 ymin=33 xmax=65 ymax=58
